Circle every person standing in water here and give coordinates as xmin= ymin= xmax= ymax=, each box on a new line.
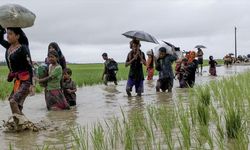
xmin=38 ymin=51 xmax=70 ymax=110
xmin=125 ymin=39 xmax=146 ymax=97
xmin=0 ymin=26 xmax=34 ymax=117
xmin=62 ymin=68 xmax=77 ymax=106
xmin=209 ymin=56 xmax=218 ymax=76
xmin=197 ymin=48 xmax=204 ymax=74
xmin=101 ymin=53 xmax=118 ymax=85
xmin=155 ymin=47 xmax=177 ymax=92
xmin=185 ymin=51 xmax=198 ymax=87
xmin=146 ymin=50 xmax=154 ymax=80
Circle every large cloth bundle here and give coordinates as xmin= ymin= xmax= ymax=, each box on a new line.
xmin=0 ymin=4 xmax=36 ymax=28
xmin=154 ymin=44 xmax=183 ymax=59
xmin=154 ymin=43 xmax=173 ymax=58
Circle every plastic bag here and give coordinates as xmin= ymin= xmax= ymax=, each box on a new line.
xmin=0 ymin=4 xmax=36 ymax=28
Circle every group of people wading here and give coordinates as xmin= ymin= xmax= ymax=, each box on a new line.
xmin=0 ymin=26 xmax=218 ymax=128
xmin=102 ymin=39 xmax=218 ymax=97
xmin=0 ymin=26 xmax=77 ymax=126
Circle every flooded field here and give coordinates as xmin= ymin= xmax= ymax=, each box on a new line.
xmin=0 ymin=65 xmax=250 ymax=149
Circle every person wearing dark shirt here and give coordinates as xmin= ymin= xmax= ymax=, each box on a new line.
xmin=62 ymin=68 xmax=77 ymax=106
xmin=0 ymin=26 xmax=33 ymax=117
xmin=101 ymin=53 xmax=118 ymax=85
xmin=197 ymin=48 xmax=204 ymax=74
xmin=155 ymin=47 xmax=177 ymax=92
xmin=125 ymin=39 xmax=146 ymax=97
xmin=209 ymin=56 xmax=217 ymax=76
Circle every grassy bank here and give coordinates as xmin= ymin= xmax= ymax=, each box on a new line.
xmin=29 ymin=69 xmax=250 ymax=150
xmin=0 ymin=59 xmax=223 ymax=100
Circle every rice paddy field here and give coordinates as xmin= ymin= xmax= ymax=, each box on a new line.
xmin=2 ymin=59 xmax=250 ymax=150
xmin=0 ymin=59 xmax=223 ymax=100
xmin=34 ymin=67 xmax=250 ymax=150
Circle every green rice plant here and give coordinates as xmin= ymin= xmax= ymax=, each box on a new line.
xmin=36 ymin=144 xmax=51 ymax=150
xmin=224 ymin=107 xmax=242 ymax=139
xmin=195 ymin=125 xmax=213 ymax=149
xmin=176 ymin=102 xmax=191 ymax=149
xmin=9 ymin=143 xmax=13 ymax=150
xmin=189 ymin=90 xmax=198 ymax=126
xmin=0 ymin=78 xmax=12 ymax=100
xmin=229 ymin=130 xmax=249 ymax=150
xmin=124 ymin=120 xmax=134 ymax=150
xmin=70 ymin=126 xmax=89 ymax=150
xmin=152 ymin=106 xmax=176 ymax=150
xmin=90 ymin=123 xmax=106 ymax=150
xmin=197 ymin=102 xmax=210 ymax=126
xmin=210 ymin=105 xmax=225 ymax=143
xmin=195 ymin=85 xmax=211 ymax=106
xmin=104 ymin=117 xmax=123 ymax=149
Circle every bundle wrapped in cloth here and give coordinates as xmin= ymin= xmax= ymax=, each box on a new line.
xmin=0 ymin=4 xmax=36 ymax=28
xmin=35 ymin=63 xmax=48 ymax=87
xmin=154 ymin=43 xmax=183 ymax=59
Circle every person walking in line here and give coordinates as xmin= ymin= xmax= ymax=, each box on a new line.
xmin=62 ymin=68 xmax=77 ymax=106
xmin=146 ymin=50 xmax=154 ymax=80
xmin=0 ymin=26 xmax=34 ymax=118
xmin=38 ymin=51 xmax=70 ymax=110
xmin=101 ymin=52 xmax=118 ymax=85
xmin=209 ymin=56 xmax=218 ymax=76
xmin=197 ymin=48 xmax=204 ymax=74
xmin=125 ymin=39 xmax=146 ymax=97
xmin=155 ymin=47 xmax=177 ymax=93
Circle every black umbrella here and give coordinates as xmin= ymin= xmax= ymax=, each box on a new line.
xmin=195 ymin=45 xmax=206 ymax=49
xmin=162 ymin=41 xmax=175 ymax=47
xmin=122 ymin=30 xmax=159 ymax=44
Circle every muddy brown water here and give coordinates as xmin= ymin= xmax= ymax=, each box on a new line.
xmin=0 ymin=65 xmax=250 ymax=149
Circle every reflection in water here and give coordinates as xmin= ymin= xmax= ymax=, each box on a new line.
xmin=0 ymin=65 xmax=249 ymax=149
xmin=156 ymin=92 xmax=173 ymax=105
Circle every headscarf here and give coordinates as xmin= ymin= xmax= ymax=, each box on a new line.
xmin=7 ymin=27 xmax=29 ymax=46
xmin=48 ymin=50 xmax=59 ymax=58
xmin=187 ymin=51 xmax=196 ymax=63
xmin=48 ymin=42 xmax=63 ymax=58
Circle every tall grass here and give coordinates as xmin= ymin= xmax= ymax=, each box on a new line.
xmin=8 ymin=65 xmax=250 ymax=150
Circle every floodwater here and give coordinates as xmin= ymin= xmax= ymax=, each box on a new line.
xmin=0 ymin=64 xmax=250 ymax=149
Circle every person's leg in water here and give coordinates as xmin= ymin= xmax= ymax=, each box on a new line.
xmin=156 ymin=79 xmax=161 ymax=92
xmin=167 ymin=77 xmax=174 ymax=93
xmin=201 ymin=64 xmax=203 ymax=73
xmin=161 ymin=79 xmax=167 ymax=92
xmin=10 ymin=81 xmax=30 ymax=115
xmin=113 ymin=72 xmax=118 ymax=85
xmin=126 ymin=78 xmax=134 ymax=97
xmin=104 ymin=74 xmax=108 ymax=85
xmin=9 ymin=81 xmax=30 ymax=124
xmin=135 ymin=80 xmax=144 ymax=97
xmin=156 ymin=79 xmax=167 ymax=92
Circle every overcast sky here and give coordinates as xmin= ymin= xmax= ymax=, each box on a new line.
xmin=0 ymin=0 xmax=250 ymax=63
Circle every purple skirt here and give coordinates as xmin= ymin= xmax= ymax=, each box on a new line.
xmin=45 ymin=89 xmax=70 ymax=110
xmin=209 ymin=67 xmax=217 ymax=76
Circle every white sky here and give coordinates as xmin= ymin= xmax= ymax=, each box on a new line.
xmin=0 ymin=0 xmax=250 ymax=63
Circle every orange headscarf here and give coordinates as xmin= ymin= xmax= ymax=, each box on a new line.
xmin=187 ymin=51 xmax=196 ymax=63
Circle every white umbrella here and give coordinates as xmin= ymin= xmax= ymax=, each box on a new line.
xmin=0 ymin=4 xmax=36 ymax=28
